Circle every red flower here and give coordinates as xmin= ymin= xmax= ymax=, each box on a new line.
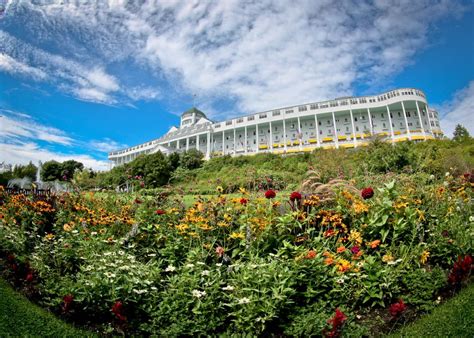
xmin=448 ymin=255 xmax=473 ymax=285
xmin=63 ymin=294 xmax=74 ymax=312
xmin=361 ymin=187 xmax=374 ymax=200
xmin=350 ymin=246 xmax=360 ymax=254
xmin=265 ymin=189 xmax=276 ymax=199
xmin=389 ymin=299 xmax=406 ymax=318
xmin=25 ymin=273 xmax=34 ymax=282
xmin=290 ymin=191 xmax=302 ymax=201
xmin=7 ymin=254 xmax=15 ymax=263
xmin=112 ymin=301 xmax=127 ymax=322
xmin=134 ymin=198 xmax=142 ymax=204
xmin=239 ymin=198 xmax=248 ymax=205
xmin=155 ymin=209 xmax=165 ymax=215
xmin=215 ymin=246 xmax=225 ymax=257
xmin=140 ymin=181 xmax=145 ymax=188
xmin=325 ymin=308 xmax=347 ymax=337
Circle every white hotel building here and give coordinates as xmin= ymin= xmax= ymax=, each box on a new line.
xmin=108 ymin=88 xmax=443 ymax=167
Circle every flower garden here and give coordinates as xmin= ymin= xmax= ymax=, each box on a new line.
xmin=0 ymin=165 xmax=472 ymax=336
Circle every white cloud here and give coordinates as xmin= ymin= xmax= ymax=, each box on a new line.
xmin=0 ymin=111 xmax=73 ymax=145
xmin=0 ymin=110 xmax=120 ymax=171
xmin=0 ymin=1 xmax=466 ymax=115
xmin=88 ymin=138 xmax=128 ymax=153
xmin=0 ymin=53 xmax=47 ymax=80
xmin=0 ymin=141 xmax=109 ymax=171
xmin=439 ymin=81 xmax=474 ymax=138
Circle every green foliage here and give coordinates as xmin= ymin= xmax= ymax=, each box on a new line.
xmin=41 ymin=160 xmax=83 ymax=182
xmin=452 ymin=124 xmax=471 ymax=142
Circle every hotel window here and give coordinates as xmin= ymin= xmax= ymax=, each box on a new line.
xmin=327 ymin=120 xmax=330 ymax=124
xmin=354 ymin=117 xmax=358 ymax=122
xmin=298 ymin=106 xmax=308 ymax=112
xmin=381 ymin=113 xmax=384 ymax=118
xmin=346 ymin=127 xmax=349 ymax=132
xmin=320 ymin=130 xmax=323 ymax=134
xmin=356 ymin=126 xmax=359 ymax=131
xmin=383 ymin=123 xmax=386 ymax=128
xmin=390 ymin=113 xmax=393 ymax=118
xmin=344 ymin=118 xmax=348 ymax=122
xmin=400 ymin=122 xmax=403 ymax=127
xmin=259 ymin=113 xmax=267 ymax=119
xmin=398 ymin=112 xmax=401 ymax=117
xmin=319 ymin=121 xmax=321 ymax=126
xmin=248 ymin=116 xmax=255 ymax=121
xmin=362 ymin=116 xmax=365 ymax=120
xmin=285 ymin=109 xmax=294 ymax=114
xmin=310 ymin=104 xmax=317 ymax=109
xmin=272 ymin=110 xmax=281 ymax=116
xmin=253 ymin=131 xmax=256 ymax=136
xmin=407 ymin=112 xmax=411 ymax=117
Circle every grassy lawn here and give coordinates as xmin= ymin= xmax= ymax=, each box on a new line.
xmin=389 ymin=283 xmax=474 ymax=337
xmin=0 ymin=279 xmax=94 ymax=337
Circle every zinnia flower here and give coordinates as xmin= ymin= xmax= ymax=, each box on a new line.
xmin=265 ymin=189 xmax=276 ymax=199
xmin=155 ymin=209 xmax=165 ymax=215
xmin=239 ymin=198 xmax=248 ymax=205
xmin=305 ymin=250 xmax=317 ymax=259
xmin=369 ymin=239 xmax=381 ymax=249
xmin=290 ymin=191 xmax=302 ymax=201
xmin=62 ymin=294 xmax=74 ymax=312
xmin=350 ymin=246 xmax=360 ymax=254
xmin=112 ymin=301 xmax=127 ymax=321
xmin=389 ymin=299 xmax=406 ymax=318
xmin=361 ymin=187 xmax=374 ymax=200
xmin=215 ymin=246 xmax=225 ymax=257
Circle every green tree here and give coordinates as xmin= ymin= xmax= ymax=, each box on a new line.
xmin=453 ymin=124 xmax=471 ymax=142
xmin=41 ymin=161 xmax=62 ymax=181
xmin=179 ymin=149 xmax=204 ymax=170
xmin=12 ymin=162 xmax=37 ymax=181
xmin=60 ymin=160 xmax=84 ymax=181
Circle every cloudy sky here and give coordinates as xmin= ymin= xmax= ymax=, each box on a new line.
xmin=1 ymin=0 xmax=473 ymax=170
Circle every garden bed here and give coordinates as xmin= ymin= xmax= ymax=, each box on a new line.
xmin=0 ymin=170 xmax=472 ymax=336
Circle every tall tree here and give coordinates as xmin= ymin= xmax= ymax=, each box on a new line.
xmin=453 ymin=124 xmax=471 ymax=142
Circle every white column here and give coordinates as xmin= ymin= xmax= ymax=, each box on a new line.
xmin=401 ymin=101 xmax=411 ymax=140
xmin=222 ymin=131 xmax=225 ymax=155
xmin=314 ymin=114 xmax=320 ymax=147
xmin=297 ymin=116 xmax=302 ymax=150
xmin=367 ymin=108 xmax=374 ymax=135
xmin=415 ymin=101 xmax=426 ymax=139
xmin=349 ymin=109 xmax=357 ymax=147
xmin=256 ymin=124 xmax=259 ymax=153
xmin=206 ymin=132 xmax=211 ymax=159
xmin=283 ymin=119 xmax=287 ymax=151
xmin=269 ymin=121 xmax=273 ymax=152
xmin=186 ymin=137 xmax=189 ymax=151
xmin=176 ymin=140 xmax=180 ymax=151
xmin=244 ymin=126 xmax=248 ymax=154
xmin=425 ymin=103 xmax=434 ymax=135
xmin=386 ymin=105 xmax=395 ymax=140
xmin=332 ymin=112 xmax=339 ymax=149
xmin=233 ymin=127 xmax=236 ymax=155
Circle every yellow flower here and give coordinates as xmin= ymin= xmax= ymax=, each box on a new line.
xmin=63 ymin=223 xmax=73 ymax=232
xmin=223 ymin=213 xmax=232 ymax=222
xmin=336 ymin=259 xmax=352 ymax=272
xmin=230 ymin=232 xmax=245 ymax=240
xmin=216 ymin=186 xmax=224 ymax=193
xmin=239 ymin=187 xmax=248 ymax=195
xmin=45 ymin=233 xmax=55 ymax=240
xmin=353 ymin=200 xmax=369 ymax=214
xmin=420 ymin=250 xmax=430 ymax=264
xmin=348 ymin=230 xmax=363 ymax=245
xmin=382 ymin=254 xmax=394 ymax=263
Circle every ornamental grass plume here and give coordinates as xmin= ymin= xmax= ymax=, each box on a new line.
xmin=265 ymin=189 xmax=276 ymax=199
xmin=300 ymin=170 xmax=359 ymax=204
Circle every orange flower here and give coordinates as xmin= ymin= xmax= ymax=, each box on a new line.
xmin=369 ymin=239 xmax=381 ymax=249
xmin=324 ymin=257 xmax=334 ymax=265
xmin=305 ymin=250 xmax=317 ymax=259
xmin=337 ymin=246 xmax=346 ymax=253
xmin=336 ymin=259 xmax=352 ymax=272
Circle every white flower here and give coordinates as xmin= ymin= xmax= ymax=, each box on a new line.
xmin=443 ymin=181 xmax=449 ymax=187
xmin=429 ymin=174 xmax=435 ymax=180
xmin=165 ymin=265 xmax=176 ymax=272
xmin=197 ymin=261 xmax=206 ymax=265
xmin=445 ymin=172 xmax=450 ymax=177
xmin=133 ymin=289 xmax=148 ymax=294
xmin=469 ymin=216 xmax=474 ymax=222
xmin=91 ymin=231 xmax=97 ymax=235
xmin=118 ymin=250 xmax=125 ymax=255
xmin=387 ymin=259 xmax=403 ymax=265
xmin=238 ymin=297 xmax=251 ymax=304
xmin=71 ymin=230 xmax=78 ymax=234
xmin=216 ymin=263 xmax=223 ymax=267
xmin=336 ymin=278 xmax=345 ymax=284
xmin=222 ymin=285 xmax=234 ymax=291
xmin=192 ymin=289 xmax=206 ymax=298
xmin=147 ymin=253 xmax=156 ymax=257
xmin=151 ymin=286 xmax=158 ymax=291
xmin=185 ymin=263 xmax=195 ymax=269
xmin=201 ymin=270 xmax=210 ymax=276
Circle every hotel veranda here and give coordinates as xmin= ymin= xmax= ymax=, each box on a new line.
xmin=108 ymin=88 xmax=443 ymax=166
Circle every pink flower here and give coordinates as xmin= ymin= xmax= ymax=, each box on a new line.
xmin=350 ymin=246 xmax=360 ymax=254
xmin=215 ymin=246 xmax=225 ymax=257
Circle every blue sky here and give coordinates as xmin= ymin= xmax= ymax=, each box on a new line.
xmin=1 ymin=0 xmax=473 ymax=170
